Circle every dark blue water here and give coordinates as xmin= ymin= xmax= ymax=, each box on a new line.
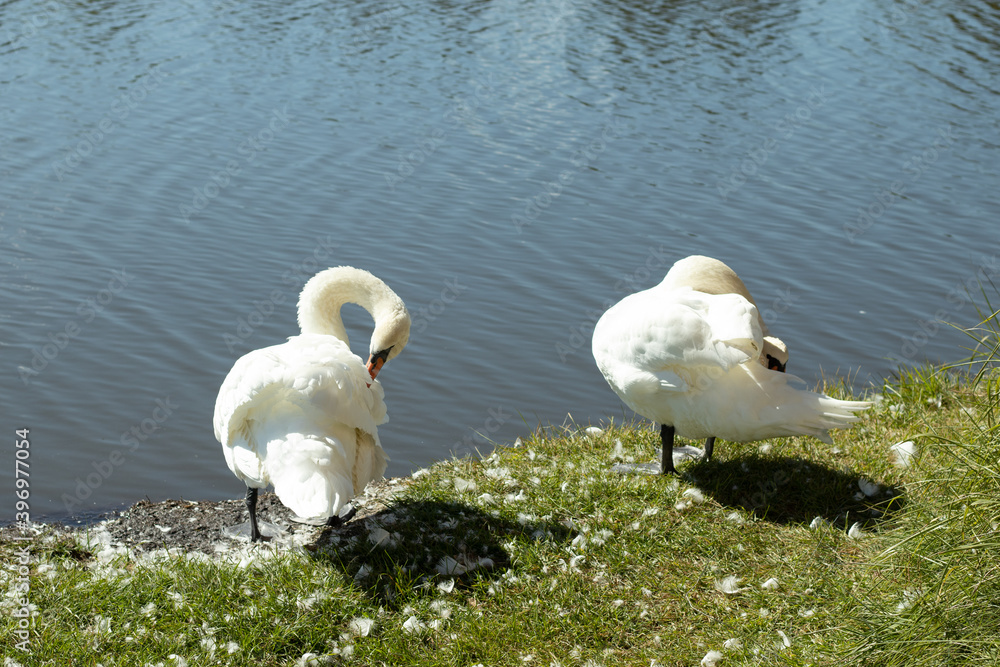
xmin=3 ymin=0 xmax=998 ymax=522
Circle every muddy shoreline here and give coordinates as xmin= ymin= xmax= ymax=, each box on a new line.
xmin=1 ymin=477 xmax=411 ymax=557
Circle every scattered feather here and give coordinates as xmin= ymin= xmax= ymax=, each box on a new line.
xmin=612 ymin=439 xmax=624 ymax=459
xmin=348 ymin=617 xmax=374 ymax=637
xmin=584 ymin=427 xmax=604 ymax=438
xmin=897 ymin=587 xmax=924 ymax=612
xmin=682 ymin=488 xmax=706 ymax=504
xmin=848 ymin=522 xmax=864 ymax=539
xmin=430 ymin=600 xmax=453 ymax=619
xmin=891 ymin=440 xmax=916 ymax=468
xmin=723 ymin=638 xmax=743 ymax=649
xmin=454 ymin=478 xmax=477 ymax=492
xmin=761 ymin=577 xmax=779 ymax=590
xmin=402 ymin=616 xmax=427 ymax=634
xmin=858 ymin=478 xmax=881 ymax=497
xmin=714 ymin=575 xmax=745 ymax=594
xmin=701 ymin=650 xmax=724 ymax=666
xmin=777 ymin=630 xmax=791 ymax=648
xmin=809 ymin=516 xmax=827 ymax=530
xmin=368 ymin=527 xmax=393 ymax=547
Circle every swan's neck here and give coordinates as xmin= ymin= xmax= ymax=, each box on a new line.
xmin=297 ymin=267 xmax=403 ymax=345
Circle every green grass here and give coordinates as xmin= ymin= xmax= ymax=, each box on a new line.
xmin=835 ymin=303 xmax=1000 ymax=666
xmin=3 ymin=318 xmax=1000 ymax=666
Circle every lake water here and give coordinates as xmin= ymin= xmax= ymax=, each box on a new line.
xmin=3 ymin=0 xmax=998 ymax=523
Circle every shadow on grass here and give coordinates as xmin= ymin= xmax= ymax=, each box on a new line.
xmin=308 ymin=498 xmax=574 ymax=605
xmin=682 ymin=455 xmax=907 ymax=529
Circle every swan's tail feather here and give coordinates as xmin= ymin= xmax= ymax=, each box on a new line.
xmin=265 ymin=432 xmax=357 ymax=521
xmin=261 ymin=426 xmax=388 ymax=522
xmin=776 ymin=394 xmax=872 ymax=443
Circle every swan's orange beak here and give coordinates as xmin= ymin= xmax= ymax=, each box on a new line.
xmin=366 ymin=349 xmax=390 ymax=381
xmin=766 ymin=355 xmax=787 ymax=373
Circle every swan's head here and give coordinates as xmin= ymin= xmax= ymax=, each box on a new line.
xmin=763 ymin=336 xmax=788 ymax=372
xmin=366 ymin=306 xmax=410 ymax=380
xmin=297 ymin=265 xmax=411 ymax=381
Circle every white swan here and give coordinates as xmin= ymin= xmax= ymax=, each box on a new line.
xmin=213 ymin=266 xmax=410 ymax=541
xmin=592 ymin=255 xmax=869 ymax=474
xmin=659 ymin=255 xmax=790 ymax=461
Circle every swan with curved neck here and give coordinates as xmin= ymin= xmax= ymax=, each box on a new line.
xmin=592 ymin=255 xmax=868 ymax=474
xmin=298 ymin=266 xmax=411 ymax=379
xmin=214 ymin=266 xmax=410 ymax=541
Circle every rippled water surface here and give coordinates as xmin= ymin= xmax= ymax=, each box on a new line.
xmin=3 ymin=0 xmax=999 ymax=521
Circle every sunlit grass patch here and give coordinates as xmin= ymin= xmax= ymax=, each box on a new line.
xmin=837 ymin=308 xmax=1000 ymax=666
xmin=5 ymin=350 xmax=999 ymax=665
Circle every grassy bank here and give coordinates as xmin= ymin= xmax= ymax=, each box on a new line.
xmin=3 ymin=351 xmax=999 ymax=665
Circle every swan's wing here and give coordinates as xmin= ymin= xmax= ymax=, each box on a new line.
xmin=594 ymin=287 xmax=763 ymax=392
xmin=213 ymin=334 xmax=388 ymax=484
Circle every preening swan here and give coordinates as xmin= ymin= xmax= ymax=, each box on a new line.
xmin=659 ymin=255 xmax=790 ymax=461
xmin=213 ymin=266 xmax=410 ymax=541
xmin=592 ymin=255 xmax=869 ymax=474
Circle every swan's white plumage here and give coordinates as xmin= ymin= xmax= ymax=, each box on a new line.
xmin=214 ymin=334 xmax=387 ymax=520
xmin=592 ymin=260 xmax=869 ymax=446
xmin=213 ymin=266 xmax=408 ymax=525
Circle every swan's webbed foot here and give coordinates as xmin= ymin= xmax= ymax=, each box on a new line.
xmin=703 ymin=436 xmax=716 ymax=462
xmin=660 ymin=424 xmax=678 ymax=475
xmin=325 ymin=504 xmax=357 ymax=529
xmin=221 ymin=487 xmax=281 ymax=542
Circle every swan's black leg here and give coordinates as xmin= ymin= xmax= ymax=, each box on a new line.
xmin=246 ymin=486 xmax=262 ymax=542
xmin=325 ymin=504 xmax=357 ymax=528
xmin=660 ymin=424 xmax=677 ymax=475
xmin=703 ymin=437 xmax=716 ymax=462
